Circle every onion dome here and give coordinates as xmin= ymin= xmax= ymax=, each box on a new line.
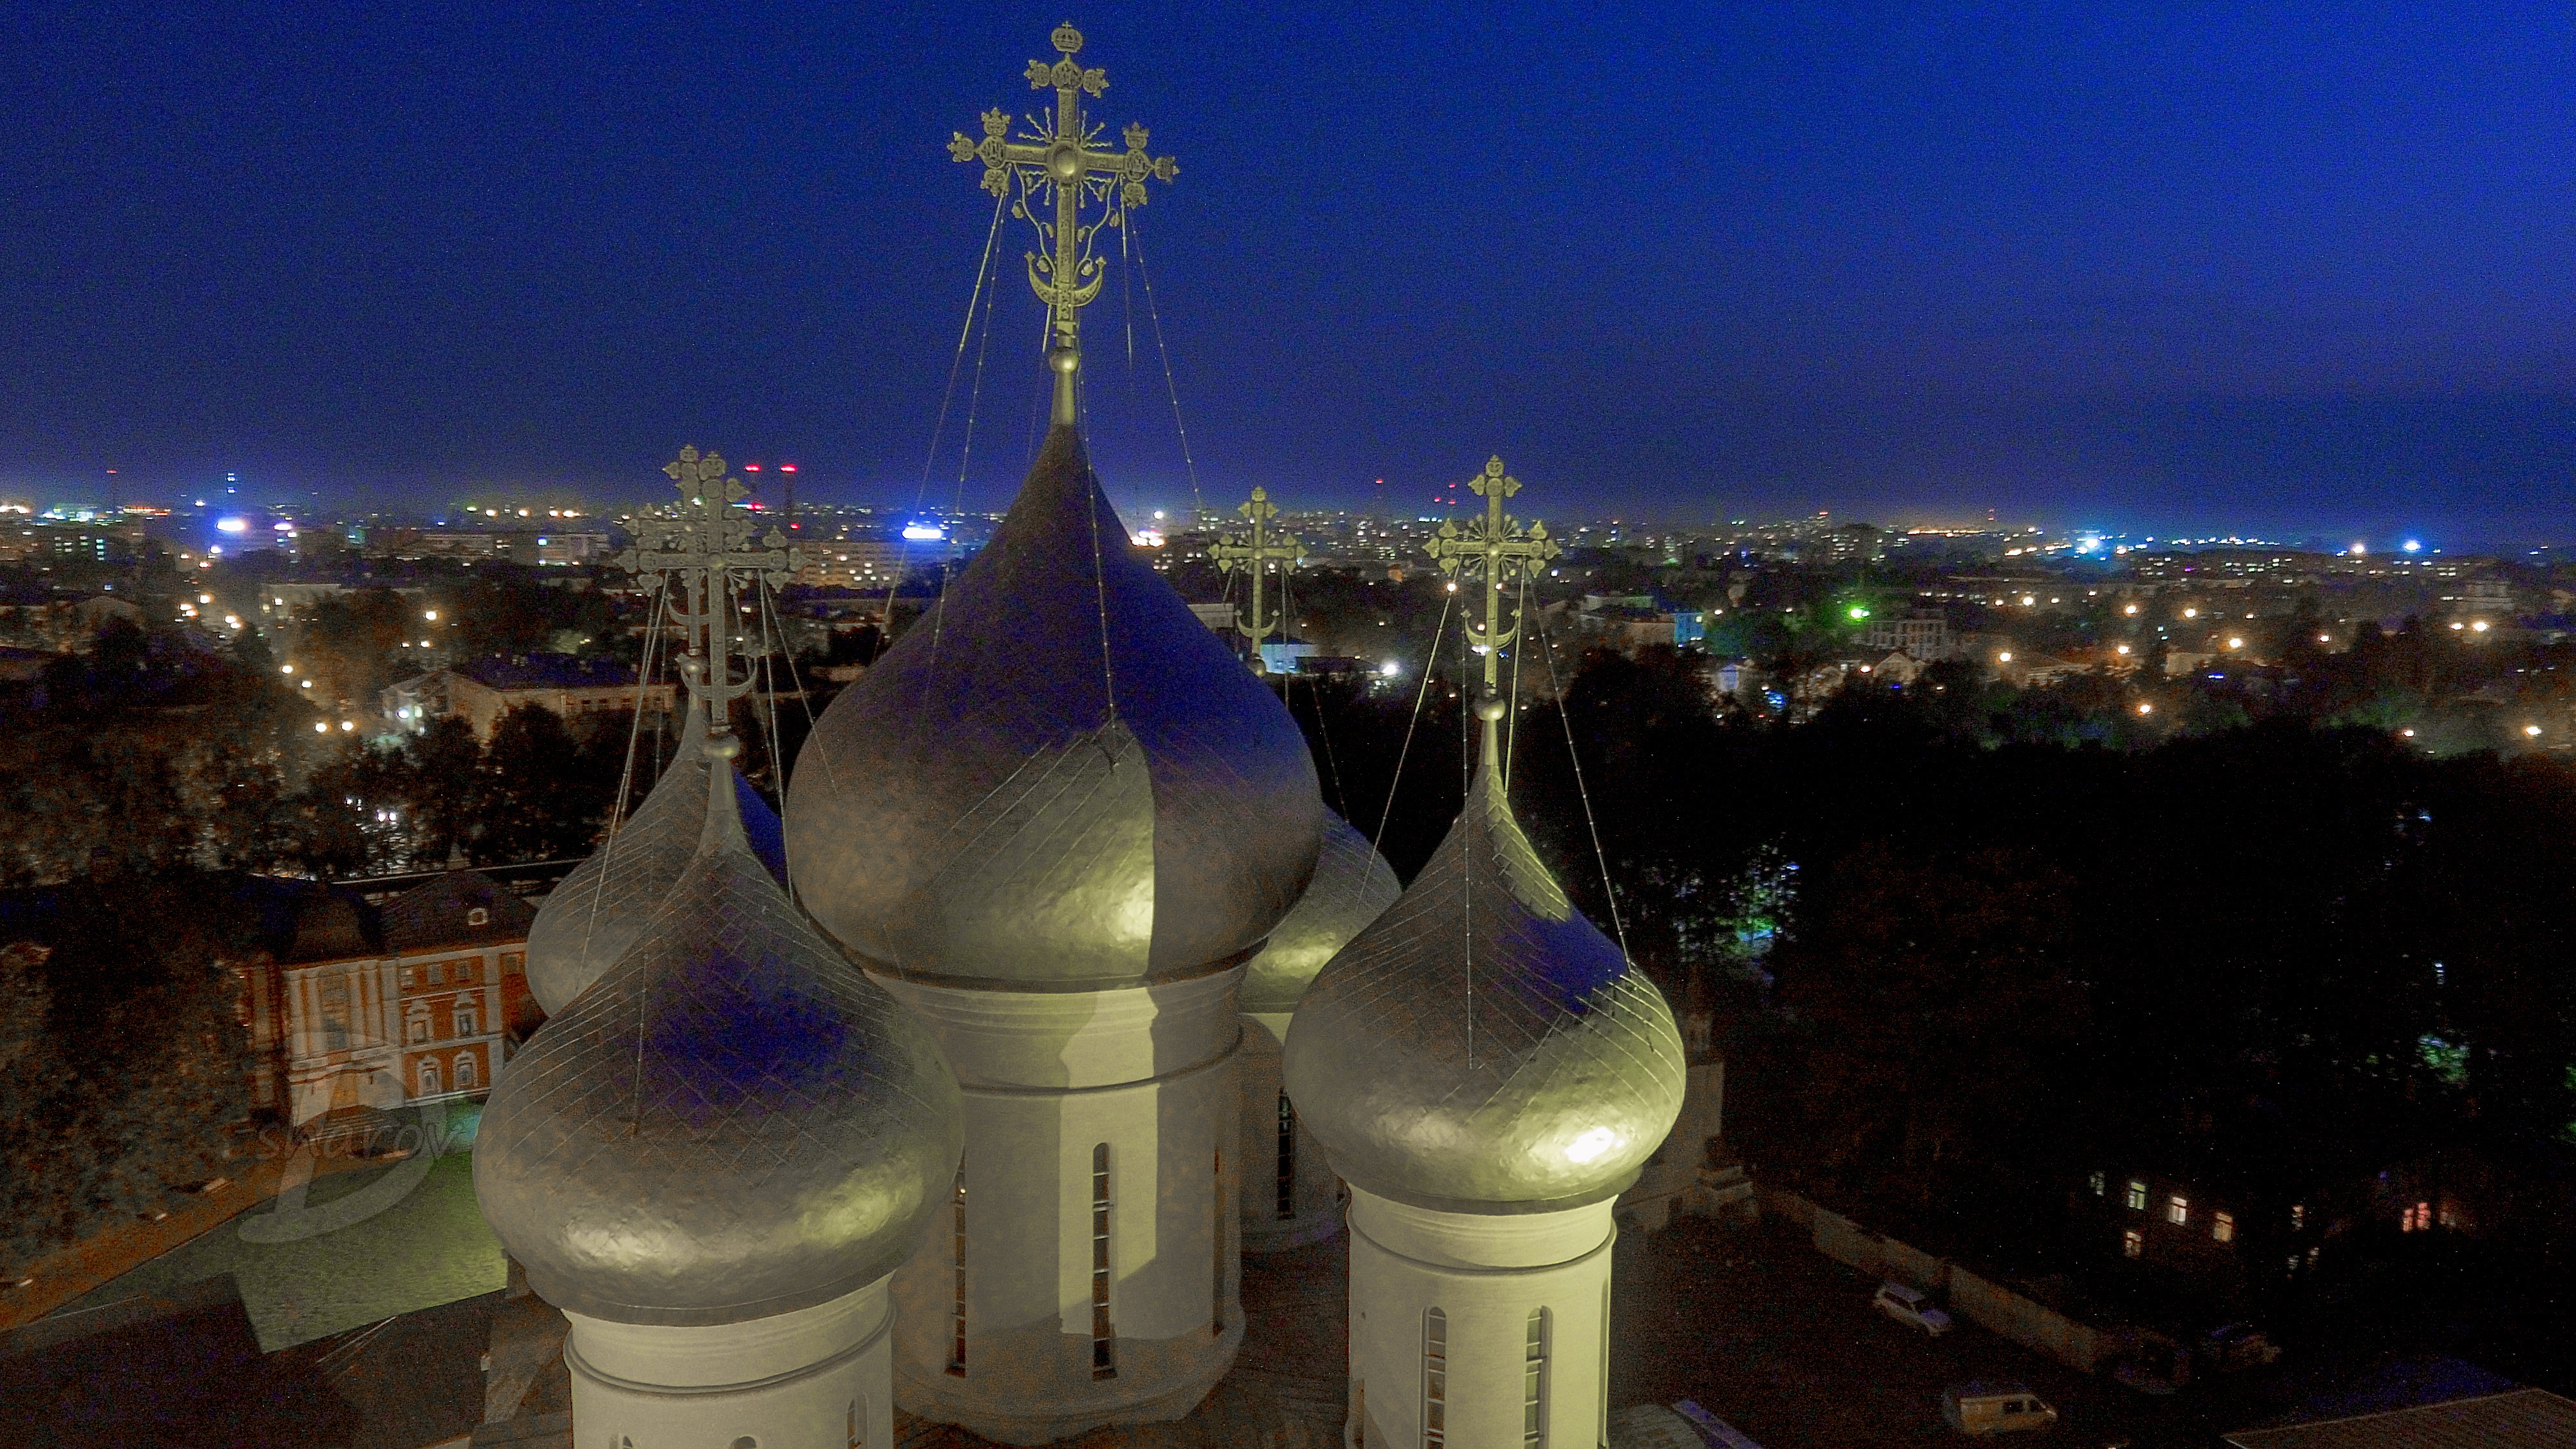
xmin=475 ymin=752 xmax=963 ymax=1326
xmin=786 ymin=424 xmax=1322 ymax=988
xmin=524 ymin=709 xmax=789 ymax=1015
xmin=1240 ymin=810 xmax=1400 ymax=1016
xmin=1283 ymin=763 xmax=1685 ymax=1211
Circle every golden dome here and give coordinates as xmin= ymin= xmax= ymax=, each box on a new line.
xmin=476 ymin=763 xmax=962 ymax=1325
xmin=786 ymin=425 xmax=1322 ymax=988
xmin=1283 ymin=769 xmax=1685 ymax=1211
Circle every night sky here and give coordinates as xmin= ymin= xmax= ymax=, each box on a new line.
xmin=8 ymin=4 xmax=2576 ymax=541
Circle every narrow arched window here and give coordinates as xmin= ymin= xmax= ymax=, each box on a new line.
xmin=453 ymin=1052 xmax=476 ymax=1090
xmin=1522 ymin=1307 xmax=1550 ymax=1446
xmin=1090 ymin=1143 xmax=1115 ymax=1378
xmin=1422 ymin=1307 xmax=1448 ymax=1448
xmin=1213 ymin=1146 xmax=1227 ymax=1336
xmin=945 ymin=1166 xmax=967 ymax=1376
xmin=417 ymin=1059 xmax=439 ymax=1096
xmin=1276 ymin=1091 xmax=1297 ymax=1219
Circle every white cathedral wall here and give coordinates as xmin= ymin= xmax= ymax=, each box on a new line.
xmin=1238 ymin=1010 xmax=1341 ymax=1252
xmin=1345 ymin=1186 xmax=1616 ymax=1449
xmin=562 ymin=1275 xmax=894 ymax=1449
xmin=871 ymin=967 xmax=1246 ymax=1443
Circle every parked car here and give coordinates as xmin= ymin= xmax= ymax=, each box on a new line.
xmin=2196 ymin=1323 xmax=2282 ymax=1372
xmin=1942 ymin=1381 xmax=2058 ymax=1435
xmin=1874 ymin=1280 xmax=1954 ymax=1336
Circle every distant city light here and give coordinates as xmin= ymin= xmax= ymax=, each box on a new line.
xmin=424 ymin=610 xmax=438 ymax=621
xmin=2137 ymin=703 xmax=2154 ymax=715
xmin=2227 ymin=638 xmax=2244 ymax=649
xmin=2123 ymin=604 xmax=2139 ymax=616
xmin=1997 ymin=652 xmax=2013 ymax=663
xmin=2116 ymin=645 xmax=2131 ymax=655
xmin=2403 ymin=539 xmax=2423 ymax=553
xmin=1847 ymin=605 xmax=1870 ymax=620
xmin=2021 ymin=595 xmax=2036 ymax=606
xmin=2183 ymin=607 xmax=2198 ymax=618
xmin=2401 ymin=728 xmax=2416 ymax=737
xmin=2472 ymin=620 xmax=2491 ymax=633
xmin=2348 ymin=542 xmax=2366 ymax=556
xmin=1381 ymin=661 xmax=1400 ymax=677
xmin=901 ymin=523 xmax=945 ymax=542
xmin=279 ymin=664 xmax=294 ymax=674
xmin=314 ymin=721 xmax=328 ymax=732
xmin=216 ymin=516 xmax=249 ymax=534
xmin=2526 ymin=725 xmax=2544 ymax=738
xmin=339 ymin=719 xmax=355 ymax=732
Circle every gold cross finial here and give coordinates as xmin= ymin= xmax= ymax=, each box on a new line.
xmin=949 ymin=24 xmax=1178 ymax=426
xmin=1423 ymin=454 xmax=1561 ymax=697
xmin=1209 ymin=486 xmax=1303 ymax=659
xmin=618 ymin=447 xmax=804 ymax=751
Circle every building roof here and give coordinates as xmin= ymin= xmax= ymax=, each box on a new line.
xmin=785 ymin=422 xmax=1323 ymax=988
xmin=1285 ymin=760 xmax=1687 ymax=1211
xmin=381 ymin=869 xmax=535 ymax=954
xmin=2226 ymin=1388 xmax=2576 ymax=1449
xmin=475 ymin=762 xmax=963 ymax=1327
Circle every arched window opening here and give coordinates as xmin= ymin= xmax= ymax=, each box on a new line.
xmin=1522 ymin=1306 xmax=1549 ymax=1446
xmin=1422 ymin=1307 xmax=1448 ymax=1448
xmin=1213 ymin=1146 xmax=1226 ymax=1336
xmin=454 ymin=1052 xmax=476 ymax=1090
xmin=418 ymin=1059 xmax=440 ymax=1096
xmin=1276 ymin=1092 xmax=1297 ymax=1220
xmin=945 ymin=1166 xmax=967 ymax=1376
xmin=1090 ymin=1143 xmax=1115 ymax=1379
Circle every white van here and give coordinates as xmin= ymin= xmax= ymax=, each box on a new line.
xmin=1942 ymin=1381 xmax=2058 ymax=1435
xmin=1873 ymin=1280 xmax=1953 ymax=1335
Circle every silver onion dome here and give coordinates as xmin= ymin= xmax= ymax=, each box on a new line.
xmin=1240 ymin=810 xmax=1399 ymax=1016
xmin=524 ymin=709 xmax=788 ymax=1016
xmin=1283 ymin=768 xmax=1685 ymax=1211
xmin=475 ymin=762 xmax=963 ymax=1327
xmin=786 ymin=424 xmax=1323 ymax=988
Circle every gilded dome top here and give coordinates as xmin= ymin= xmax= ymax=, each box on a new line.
xmin=1283 ymin=766 xmax=1685 ymax=1211
xmin=1240 ymin=810 xmax=1399 ymax=1016
xmin=786 ymin=425 xmax=1322 ymax=989
xmin=475 ymin=760 xmax=963 ymax=1327
xmin=524 ymin=710 xmax=788 ymax=1016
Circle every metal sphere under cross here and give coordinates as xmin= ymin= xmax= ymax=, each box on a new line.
xmin=1424 ymin=456 xmax=1562 ymax=694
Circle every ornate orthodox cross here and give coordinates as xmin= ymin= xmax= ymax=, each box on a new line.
xmin=616 ymin=447 xmax=804 ymax=737
xmin=949 ymin=22 xmax=1178 ymax=426
xmin=1208 ymin=487 xmax=1302 ymax=655
xmin=1424 ymin=456 xmax=1561 ymax=696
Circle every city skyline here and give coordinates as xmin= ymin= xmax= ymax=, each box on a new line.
xmin=8 ymin=6 xmax=2576 ymax=538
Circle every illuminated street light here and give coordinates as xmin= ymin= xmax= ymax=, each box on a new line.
xmin=2227 ymin=638 xmax=2244 ymax=649
xmin=2183 ymin=607 xmax=2199 ymax=618
xmin=2123 ymin=604 xmax=2139 ymax=616
xmin=339 ymin=719 xmax=356 ymax=732
xmin=2525 ymin=725 xmax=2544 ymax=737
xmin=313 ymin=721 xmax=328 ymax=733
xmin=1998 ymin=652 xmax=2013 ymax=663
xmin=279 ymin=664 xmax=294 ymax=674
xmin=2022 ymin=595 xmax=2036 ymax=606
xmin=2137 ymin=703 xmax=2154 ymax=715
xmin=424 ymin=610 xmax=439 ymax=621
xmin=2472 ymin=620 xmax=2491 ymax=633
xmin=2116 ymin=644 xmax=2132 ymax=655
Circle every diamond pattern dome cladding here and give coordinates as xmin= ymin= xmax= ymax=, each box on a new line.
xmin=525 ymin=708 xmax=788 ymax=1016
xmin=1240 ymin=810 xmax=1399 ymax=1015
xmin=1285 ymin=773 xmax=1686 ymax=1210
xmin=788 ymin=424 xmax=1323 ymax=987
xmin=475 ymin=786 xmax=963 ymax=1327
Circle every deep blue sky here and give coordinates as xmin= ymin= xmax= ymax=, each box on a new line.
xmin=7 ymin=3 xmax=2576 ymax=541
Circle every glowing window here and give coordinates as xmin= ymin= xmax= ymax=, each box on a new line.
xmin=2290 ymin=1203 xmax=2305 ymax=1231
xmin=2125 ymin=1180 xmax=2148 ymax=1211
xmin=2088 ymin=1171 xmax=2105 ymax=1197
xmin=466 ymin=907 xmax=489 ymax=927
xmin=2167 ymin=1195 xmax=2189 ymax=1226
xmin=2122 ymin=1229 xmax=2143 ymax=1259
xmin=2213 ymin=1211 xmax=2235 ymax=1244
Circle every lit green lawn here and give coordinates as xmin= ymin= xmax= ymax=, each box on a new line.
xmin=60 ymin=1132 xmax=504 ymax=1351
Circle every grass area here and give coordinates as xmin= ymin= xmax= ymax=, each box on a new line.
xmin=57 ymin=1148 xmax=504 ymax=1352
